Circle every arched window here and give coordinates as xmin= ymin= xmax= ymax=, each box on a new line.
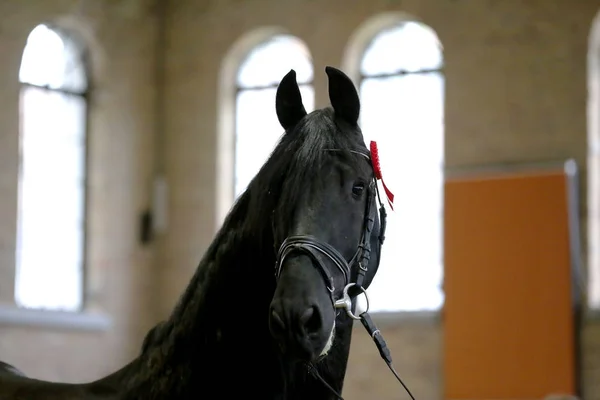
xmin=358 ymin=21 xmax=444 ymax=312
xmin=588 ymin=11 xmax=600 ymax=310
xmin=15 ymin=24 xmax=88 ymax=311
xmin=234 ymin=34 xmax=314 ymax=198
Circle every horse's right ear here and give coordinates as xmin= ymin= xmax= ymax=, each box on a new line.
xmin=276 ymin=69 xmax=307 ymax=131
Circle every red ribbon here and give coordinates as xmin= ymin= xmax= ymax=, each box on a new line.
xmin=370 ymin=141 xmax=394 ymax=210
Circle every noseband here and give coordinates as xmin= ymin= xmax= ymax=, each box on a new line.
xmin=273 ymin=150 xmax=387 ymax=319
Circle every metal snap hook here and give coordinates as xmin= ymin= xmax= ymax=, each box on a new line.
xmin=334 ymin=283 xmax=370 ymax=320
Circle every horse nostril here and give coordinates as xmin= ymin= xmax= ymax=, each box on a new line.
xmin=270 ymin=309 xmax=286 ymax=337
xmin=300 ymin=305 xmax=322 ymax=335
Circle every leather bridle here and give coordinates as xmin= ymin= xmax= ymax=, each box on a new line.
xmin=273 ymin=149 xmax=386 ymax=318
xmin=271 ymin=148 xmax=415 ymax=400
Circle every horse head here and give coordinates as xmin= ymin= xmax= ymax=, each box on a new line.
xmin=266 ymin=66 xmax=386 ymax=364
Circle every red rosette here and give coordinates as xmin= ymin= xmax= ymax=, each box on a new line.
xmin=369 ymin=141 xmax=394 ymax=210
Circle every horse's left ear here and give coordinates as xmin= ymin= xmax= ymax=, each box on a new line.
xmin=276 ymin=69 xmax=307 ymax=131
xmin=325 ymin=66 xmax=360 ymax=126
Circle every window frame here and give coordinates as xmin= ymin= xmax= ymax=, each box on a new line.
xmin=232 ymin=34 xmax=314 ymax=202
xmin=587 ymin=10 xmax=600 ymax=312
xmin=15 ymin=23 xmax=91 ymax=314
xmin=354 ymin=20 xmax=446 ymax=313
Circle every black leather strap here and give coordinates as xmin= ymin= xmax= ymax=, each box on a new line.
xmin=273 ymin=149 xmax=388 ymax=305
xmin=275 ymin=235 xmax=351 ymax=297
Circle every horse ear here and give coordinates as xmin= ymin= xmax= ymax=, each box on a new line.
xmin=325 ymin=66 xmax=360 ymax=126
xmin=275 ymin=69 xmax=307 ymax=131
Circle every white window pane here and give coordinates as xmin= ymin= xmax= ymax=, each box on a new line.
xmin=235 ymin=85 xmax=314 ymax=197
xmin=15 ymin=86 xmax=86 ymax=312
xmin=237 ymin=35 xmax=313 ymax=88
xmin=358 ymin=72 xmax=444 ymax=312
xmin=19 ymin=24 xmax=88 ymax=93
xmin=361 ymin=21 xmax=443 ymax=76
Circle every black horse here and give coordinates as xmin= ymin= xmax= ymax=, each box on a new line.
xmin=0 ymin=66 xmax=409 ymax=399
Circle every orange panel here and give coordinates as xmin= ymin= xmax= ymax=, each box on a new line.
xmin=443 ymin=171 xmax=576 ymax=400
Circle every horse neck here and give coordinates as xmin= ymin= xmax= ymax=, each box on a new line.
xmin=87 ymin=357 xmax=145 ymax=394
xmin=165 ymin=215 xmax=277 ymax=341
xmin=122 ymin=208 xmax=280 ymax=398
xmin=123 ymin=197 xmax=357 ymax=399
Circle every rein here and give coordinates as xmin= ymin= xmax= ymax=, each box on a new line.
xmin=273 ymin=147 xmax=416 ymax=400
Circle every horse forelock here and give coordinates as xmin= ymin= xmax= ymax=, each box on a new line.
xmin=246 ymin=108 xmax=367 ymax=245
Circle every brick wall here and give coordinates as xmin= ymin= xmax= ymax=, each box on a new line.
xmin=0 ymin=0 xmax=598 ymax=398
xmin=0 ymin=0 xmax=159 ymax=382
xmin=343 ymin=316 xmax=600 ymax=400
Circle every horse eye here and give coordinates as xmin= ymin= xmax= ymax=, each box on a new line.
xmin=352 ymin=182 xmax=365 ymax=197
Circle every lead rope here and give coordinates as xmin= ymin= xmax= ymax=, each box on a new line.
xmin=310 ymin=189 xmax=415 ymax=398
xmin=300 ymin=145 xmax=412 ymax=398
xmin=307 ymin=363 xmax=344 ymax=398
xmin=308 ymin=312 xmax=416 ymax=400
xmin=360 ymin=313 xmax=416 ymax=400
